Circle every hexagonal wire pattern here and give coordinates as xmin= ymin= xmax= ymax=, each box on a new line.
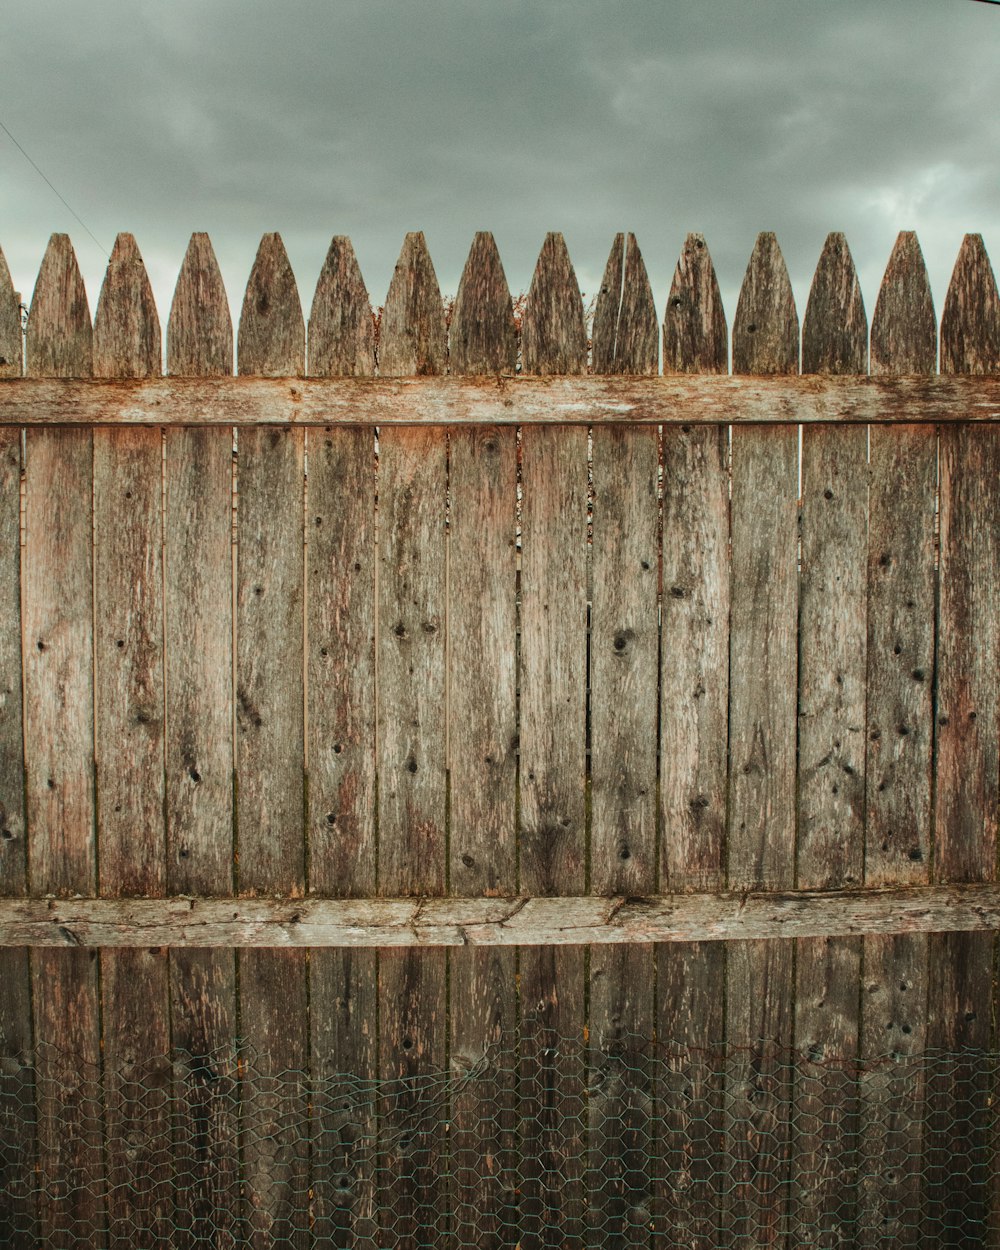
xmin=1 ymin=1024 xmax=996 ymax=1246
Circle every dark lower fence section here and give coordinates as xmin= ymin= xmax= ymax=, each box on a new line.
xmin=2 ymin=1025 xmax=997 ymax=1249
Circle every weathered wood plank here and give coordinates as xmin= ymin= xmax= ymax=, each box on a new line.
xmin=0 ymin=243 xmax=34 ymax=1250
xmin=376 ymin=233 xmax=447 ymax=896
xmin=447 ymin=232 xmax=519 ymax=1250
xmin=164 ymin=231 xmax=240 ymax=1250
xmin=3 ymin=370 xmax=1000 ymax=428
xmin=726 ymin=231 xmax=799 ymax=1250
xmin=925 ymin=232 xmax=1000 ymax=1246
xmin=519 ymin=232 xmax=588 ymax=1250
xmin=794 ymin=231 xmax=868 ymax=1248
xmin=860 ymin=230 xmax=936 ymax=1250
xmin=376 ymin=231 xmax=448 ymax=1250
xmin=657 ymin=231 xmax=729 ymax=1250
xmin=306 ymin=234 xmax=378 ymax=1248
xmin=2 ymin=881 xmax=1000 ymax=946
xmin=24 ymin=233 xmax=104 ymax=1248
xmin=589 ymin=231 xmax=658 ymax=1249
xmin=590 ymin=232 xmax=658 ymax=893
xmin=92 ymin=232 xmax=173 ymax=1250
xmin=236 ymin=232 xmax=309 ymax=1250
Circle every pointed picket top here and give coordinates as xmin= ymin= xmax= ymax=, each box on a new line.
xmin=93 ymin=233 xmax=162 ymax=379
xmin=801 ymin=233 xmax=867 ymax=375
xmin=591 ymin=233 xmax=657 ymax=375
xmin=26 ymin=233 xmax=93 ymax=378
xmin=166 ymin=234 xmax=233 ymax=377
xmin=870 ymin=232 xmax=936 ymax=376
xmin=662 ymin=232 xmax=728 ymax=374
xmin=732 ymin=232 xmax=799 ymax=375
xmin=940 ymin=233 xmax=1000 ymax=375
xmin=0 ymin=247 xmax=21 ymax=378
xmin=379 ymin=231 xmax=447 ymax=377
xmin=237 ymin=232 xmax=305 ymax=377
xmin=521 ymin=232 xmax=587 ymax=375
xmin=449 ymin=232 xmax=516 ymax=376
xmin=307 ymin=235 xmax=375 ymax=378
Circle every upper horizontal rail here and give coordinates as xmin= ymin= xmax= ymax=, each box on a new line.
xmin=1 ymin=373 xmax=999 ymax=426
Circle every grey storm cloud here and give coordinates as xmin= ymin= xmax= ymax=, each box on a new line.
xmin=1 ymin=0 xmax=998 ymax=342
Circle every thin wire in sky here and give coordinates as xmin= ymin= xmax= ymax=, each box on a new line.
xmin=0 ymin=117 xmax=109 ymax=257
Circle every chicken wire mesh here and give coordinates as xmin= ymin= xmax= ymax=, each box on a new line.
xmin=1 ymin=1021 xmax=998 ymax=1248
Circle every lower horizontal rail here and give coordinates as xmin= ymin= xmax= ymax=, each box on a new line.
xmin=1 ymin=883 xmax=997 ymax=947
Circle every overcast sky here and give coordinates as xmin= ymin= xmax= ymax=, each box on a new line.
xmin=2 ymin=0 xmax=998 ymax=353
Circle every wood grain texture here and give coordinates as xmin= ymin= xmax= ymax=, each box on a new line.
xmin=23 ymin=235 xmax=104 ymax=1247
xmin=794 ymin=231 xmax=867 ymax=1247
xmin=6 ymin=370 xmax=1000 ymax=428
xmin=377 ymin=232 xmax=447 ymax=895
xmin=662 ymin=232 xmax=728 ymax=374
xmin=860 ymin=230 xmax=936 ymax=1250
xmin=660 ymin=233 xmax=729 ymax=893
xmin=236 ymin=233 xmax=310 ymax=1249
xmin=310 ymin=947 xmax=378 ymax=1246
xmin=307 ymin=235 xmax=376 ymax=379
xmin=24 ymin=234 xmax=95 ymax=895
xmin=92 ymin=233 xmax=173 ymax=1250
xmin=590 ymin=232 xmax=658 ymax=894
xmin=93 ymin=234 xmax=166 ymax=896
xmin=925 ymin=232 xmax=1000 ymax=1245
xmin=236 ymin=233 xmax=306 ymax=895
xmin=4 ymin=881 xmax=1000 ymax=946
xmin=164 ymin=232 xmax=239 ymax=1250
xmin=518 ymin=232 xmax=587 ymax=1250
xmin=0 ymin=256 xmax=24 ymax=893
xmin=0 ymin=246 xmax=31 ymax=1245
xmin=658 ymin=232 xmax=729 ymax=1250
xmin=589 ymin=231 xmax=658 ymax=1247
xmin=726 ymin=230 xmax=799 ymax=1250
xmin=306 ymin=233 xmax=378 ymax=1247
xmin=0 ymin=245 xmax=21 ymax=377
xmin=375 ymin=232 xmax=448 ymax=1250
xmin=447 ymin=233 xmax=519 ymax=1250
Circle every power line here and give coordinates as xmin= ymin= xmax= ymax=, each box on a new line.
xmin=0 ymin=117 xmax=109 ymax=257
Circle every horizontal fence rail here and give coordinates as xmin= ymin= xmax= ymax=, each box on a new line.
xmin=0 ymin=224 xmax=998 ymax=1250
xmin=2 ymin=884 xmax=1000 ymax=947
xmin=2 ymin=373 xmax=1000 ymax=426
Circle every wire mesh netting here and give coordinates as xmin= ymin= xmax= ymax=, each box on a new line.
xmin=1 ymin=1023 xmax=998 ymax=1248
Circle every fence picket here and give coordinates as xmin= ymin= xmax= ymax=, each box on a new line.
xmin=588 ymin=231 xmax=658 ymax=1248
xmin=860 ymin=230 xmax=937 ymax=1249
xmin=657 ymin=231 xmax=729 ymax=1249
xmin=376 ymin=231 xmax=449 ymax=1250
xmin=726 ymin=231 xmax=799 ymax=1249
xmin=306 ymin=234 xmax=379 ymax=1248
xmin=519 ymin=231 xmax=588 ymax=1250
xmin=447 ymin=231 xmax=519 ymax=1250
xmin=236 ymin=232 xmax=309 ymax=1249
xmin=794 ymin=231 xmax=868 ymax=1246
xmin=164 ymin=231 xmax=240 ymax=1249
xmin=925 ymin=232 xmax=1000 ymax=1243
xmin=24 ymin=233 xmax=105 ymax=1246
xmin=92 ymin=232 xmax=172 ymax=1248
xmin=0 ymin=243 xmax=32 ymax=1250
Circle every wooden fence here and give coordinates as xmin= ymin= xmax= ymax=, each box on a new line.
xmin=0 ymin=223 xmax=998 ymax=1249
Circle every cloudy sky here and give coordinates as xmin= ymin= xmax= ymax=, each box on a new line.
xmin=2 ymin=0 xmax=998 ymax=348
